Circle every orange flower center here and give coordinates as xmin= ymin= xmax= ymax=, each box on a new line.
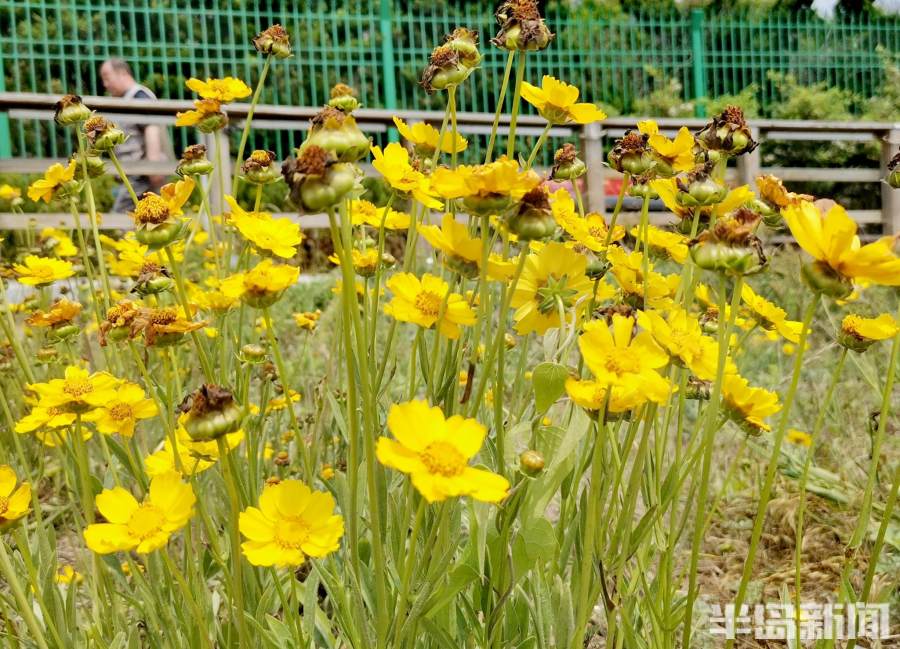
xmin=128 ymin=504 xmax=165 ymax=541
xmin=133 ymin=195 xmax=170 ymax=225
xmin=63 ymin=378 xmax=93 ymax=398
xmin=588 ymin=225 xmax=605 ymax=239
xmin=419 ymin=441 xmax=466 ymax=477
xmin=414 ymin=291 xmax=443 ymax=318
xmin=274 ymin=518 xmax=310 ymax=550
xmin=109 ymin=404 xmax=133 ymax=421
xmin=603 ymin=352 xmax=640 ymax=377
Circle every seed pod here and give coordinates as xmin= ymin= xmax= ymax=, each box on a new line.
xmin=179 ymin=384 xmax=244 ymax=442
xmin=241 ymin=150 xmax=281 ymax=185
xmin=519 ymin=450 xmax=545 ymax=476
xmin=54 ymin=94 xmax=91 ymax=126
xmin=84 ymin=115 xmax=127 ymax=152
xmin=491 ymin=0 xmax=554 ymax=51
xmin=674 ymin=163 xmax=728 ymax=208
xmin=252 ymin=24 xmax=292 ymax=59
xmin=696 ymin=105 xmax=758 ymax=157
xmin=328 ymin=84 xmax=360 ymax=113
xmin=608 ymin=131 xmax=654 ymax=176
xmin=304 ymin=106 xmax=370 ymax=163
xmin=551 ymin=143 xmax=586 ymax=181
xmin=177 ymin=144 xmax=214 ymax=177
xmin=887 ymin=150 xmax=900 ymax=189
xmin=507 ymin=186 xmax=556 ymax=241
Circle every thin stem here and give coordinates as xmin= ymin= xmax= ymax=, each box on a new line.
xmin=108 ymin=151 xmax=139 ymax=206
xmin=0 ymin=539 xmax=51 ymax=649
xmin=392 ymin=498 xmax=426 ymax=647
xmin=232 ymin=55 xmax=273 ymax=196
xmin=216 ymin=435 xmax=250 ymax=649
xmin=603 ymin=173 xmax=630 ymax=246
xmin=164 ymin=245 xmax=215 ymax=382
xmin=485 ymin=50 xmax=516 ymax=163
xmin=525 ymin=122 xmax=553 ymax=169
xmin=506 ymin=52 xmax=527 ymax=160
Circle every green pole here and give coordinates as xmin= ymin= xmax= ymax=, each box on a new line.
xmin=690 ymin=8 xmax=707 ymax=118
xmin=379 ymin=0 xmax=399 ymax=142
xmin=0 ymin=61 xmax=11 ymax=157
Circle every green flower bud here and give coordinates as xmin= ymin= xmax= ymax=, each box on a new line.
xmin=551 ymin=143 xmax=586 ymax=181
xmin=240 ymin=343 xmax=268 ymax=363
xmin=54 ymin=94 xmax=91 ymax=126
xmin=801 ymin=260 xmax=852 ymax=299
xmin=519 ymin=450 xmax=545 ymax=476
xmin=608 ymin=131 xmax=654 ymax=176
xmin=328 ymin=84 xmax=360 ymax=113
xmin=507 ymin=187 xmax=556 ymax=241
xmin=887 ymin=150 xmax=900 ymax=189
xmin=135 ymin=220 xmax=188 ymax=251
xmin=47 ymin=324 xmax=80 ymax=342
xmin=176 ymin=144 xmax=214 ymax=177
xmin=180 ymin=384 xmax=244 ymax=442
xmin=252 ymin=24 xmax=292 ymax=59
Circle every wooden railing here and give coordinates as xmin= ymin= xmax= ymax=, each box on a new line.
xmin=0 ymin=92 xmax=897 ymax=234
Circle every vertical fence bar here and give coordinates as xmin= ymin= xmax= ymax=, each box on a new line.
xmin=690 ymin=8 xmax=707 ymax=118
xmin=0 ymin=64 xmax=10 ymax=158
xmin=379 ymin=0 xmax=398 ymax=141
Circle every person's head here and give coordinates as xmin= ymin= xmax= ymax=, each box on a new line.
xmin=100 ymin=58 xmax=135 ymax=97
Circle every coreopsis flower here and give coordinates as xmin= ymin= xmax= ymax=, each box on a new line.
xmin=185 ymin=77 xmax=251 ymax=103
xmin=371 ymin=143 xmax=442 ymax=209
xmin=27 ymin=366 xmax=120 ymax=413
xmin=565 ymin=377 xmax=646 ymax=416
xmin=606 ymin=246 xmax=680 ymax=309
xmin=54 ymin=565 xmax=83 ymax=585
xmin=175 ymin=99 xmax=227 ymax=132
xmin=722 ymin=373 xmax=780 ymax=434
xmin=786 ymin=429 xmax=812 ymax=447
xmin=492 ymin=0 xmax=554 ymax=51
xmin=550 ymin=143 xmax=586 ymax=181
xmin=130 ymin=178 xmax=195 ymax=249
xmin=696 ymin=105 xmax=758 ymax=157
xmin=511 ymin=242 xmax=601 ymax=335
xmin=550 ymin=189 xmax=623 ymax=251
xmin=383 ymin=273 xmax=476 ymax=339
xmin=98 ymin=300 xmax=141 ymax=345
xmin=392 ymin=116 xmax=467 ymax=156
xmin=83 ymin=472 xmax=195 ymax=554
xmin=783 ymin=200 xmax=900 ymax=296
xmin=328 ymin=247 xmax=391 ymax=278
xmin=740 ymin=284 xmax=803 ymax=343
xmin=635 ymin=120 xmax=695 ymax=175
xmin=83 ymin=115 xmax=126 ymax=151
xmin=82 ymin=382 xmax=158 ymax=437
xmin=53 ymin=94 xmax=91 ymax=126
xmin=293 ymin=310 xmax=321 ymax=331
xmin=755 ymin=175 xmax=812 ymax=212
xmin=145 ymin=418 xmax=244 ymax=477
xmin=12 ymin=255 xmax=75 ymax=286
xmin=630 ymin=224 xmax=688 ymax=263
xmin=839 ymin=313 xmax=899 ymax=352
xmin=27 ymin=161 xmax=77 ymax=203
xmin=225 ymin=196 xmax=303 ymax=259
xmin=349 ymin=199 xmax=410 ymax=230
xmin=178 ymin=384 xmax=244 ymax=442
xmin=637 ymin=307 xmax=721 ymax=380
xmin=189 ymin=285 xmax=238 ymax=314
xmin=26 ymin=298 xmax=82 ymax=329
xmin=419 ymin=213 xmax=509 ymax=280
xmin=176 ymin=144 xmax=214 ymax=177
xmin=127 ymin=306 xmax=206 ymax=347
xmin=377 ymin=400 xmax=509 ymax=503
xmin=0 ymin=184 xmax=21 ymax=201
xmin=432 ymin=157 xmax=540 ymax=216
xmin=0 ymin=466 xmax=30 ymax=526
xmin=520 ymin=76 xmax=606 ymax=125
xmin=282 ymin=146 xmax=357 ymax=212
xmin=253 ymin=24 xmax=292 ymax=58
xmin=608 ymin=131 xmax=654 ymax=176
xmin=239 ymin=479 xmax=343 ymax=567
xmin=39 ymin=227 xmax=78 ymax=258
xmin=221 ymin=259 xmax=299 ymax=308
xmin=14 ymin=403 xmax=76 ymax=440
xmin=577 ymin=314 xmax=672 ymax=404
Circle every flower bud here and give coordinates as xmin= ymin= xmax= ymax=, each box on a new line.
xmin=134 ymin=219 xmax=188 ymax=251
xmin=54 ymin=94 xmax=91 ymax=126
xmin=696 ymin=105 xmax=757 ymax=157
xmin=519 ymin=450 xmax=545 ymax=476
xmin=674 ymin=164 xmax=728 ymax=208
xmin=689 ymin=207 xmax=766 ymax=276
xmin=328 ymin=84 xmax=360 ymax=113
xmin=887 ymin=150 xmax=900 ymax=189
xmin=252 ymin=24 xmax=292 ymax=59
xmin=131 ymin=262 xmax=174 ymax=296
xmin=36 ymin=347 xmax=58 ymax=363
xmin=282 ymin=146 xmax=357 ymax=213
xmin=274 ymin=451 xmax=290 ymax=467
xmin=551 ymin=143 xmax=586 ymax=181
xmin=304 ymin=106 xmax=370 ymax=162
xmin=801 ymin=260 xmax=852 ymax=299
xmin=179 ymin=384 xmax=244 ymax=442
xmin=83 ymin=115 xmax=126 ymax=152
xmin=445 ymin=28 xmax=481 ymax=69
xmin=47 ymin=324 xmax=80 ymax=343
xmin=176 ymin=144 xmax=214 ymax=177
xmin=240 ymin=343 xmax=267 ymax=363
xmin=608 ymin=131 xmax=654 ymax=176
xmin=491 ymin=0 xmax=554 ymax=51
xmin=421 ymin=45 xmax=472 ymax=93
xmin=626 ymin=173 xmax=658 ymax=200
xmin=586 ymin=259 xmax=611 ymax=280
xmin=241 ymin=149 xmax=280 ymax=185
xmin=507 ymin=186 xmax=556 ymax=241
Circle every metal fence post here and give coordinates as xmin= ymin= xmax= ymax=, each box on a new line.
xmin=0 ymin=70 xmax=11 ymax=157
xmin=882 ymin=128 xmax=900 ymax=235
xmin=690 ymin=9 xmax=707 ymax=119
xmin=581 ymin=123 xmax=606 ymax=214
xmin=379 ymin=0 xmax=399 ymax=142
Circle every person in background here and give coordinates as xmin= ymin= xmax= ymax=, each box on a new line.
xmin=99 ymin=58 xmax=168 ymax=212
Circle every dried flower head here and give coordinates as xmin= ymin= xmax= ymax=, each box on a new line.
xmin=492 ymin=0 xmax=554 ymax=51
xmin=54 ymin=94 xmax=91 ymax=126
xmin=252 ymin=24 xmax=292 ymax=58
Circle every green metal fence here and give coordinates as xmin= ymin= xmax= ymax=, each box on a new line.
xmin=1 ymin=1 xmax=897 ymax=160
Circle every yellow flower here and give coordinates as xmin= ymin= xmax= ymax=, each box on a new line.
xmin=393 ymin=116 xmax=467 ymax=154
xmin=350 ymin=199 xmax=410 ymax=230
xmin=82 ymin=382 xmax=158 ymax=437
xmin=293 ymin=310 xmax=322 ymax=331
xmin=629 ymin=224 xmax=688 ymax=264
xmin=26 ymin=298 xmax=82 ymax=328
xmin=550 ymin=189 xmax=623 ymax=251
xmin=83 ymin=472 xmax=196 ymax=554
xmin=740 ymin=284 xmax=803 ymax=343
xmin=376 ymin=400 xmax=509 ymax=503
xmin=756 ymin=175 xmax=811 ymax=209
xmin=722 ymin=373 xmax=781 ymax=433
xmin=40 ymin=228 xmax=78 ymax=257
xmin=565 ymin=377 xmax=647 ymax=414
xmin=185 ymin=77 xmax=251 ymax=102
xmin=786 ymin=428 xmax=812 ymax=448
xmin=637 ymin=307 xmax=721 ymax=380
xmin=578 ymin=314 xmax=672 ymax=403
xmin=13 ymin=255 xmax=75 ymax=286
xmin=27 ymin=162 xmax=76 ymax=203
xmin=520 ymin=76 xmax=606 ymax=124
xmin=131 ymin=178 xmax=195 ymax=228
xmin=431 ymin=156 xmax=540 ymax=201
xmin=637 ymin=120 xmax=695 ymax=172
xmin=267 ymin=390 xmax=301 ymax=413
xmin=145 ymin=419 xmax=244 ymax=477
xmin=371 ymin=143 xmax=442 ymax=209
xmin=384 ymin=273 xmax=476 ymax=339
xmin=418 ymin=213 xmax=510 ymax=281
xmin=0 ymin=465 xmax=31 ymax=525
xmin=54 ymin=565 xmax=83 ymax=585
xmin=221 ymin=259 xmax=299 ymax=307
xmin=511 ymin=242 xmax=601 ymax=335
xmin=238 ymin=479 xmax=343 ymax=567
xmin=189 ymin=285 xmax=239 ymax=313
xmin=175 ymin=99 xmax=224 ymax=128
xmin=28 ymin=365 xmax=120 ymax=413
xmin=652 ymin=179 xmax=753 ymax=221
xmin=782 ymin=200 xmax=900 ymax=286
xmin=0 ymin=184 xmax=21 ymax=201
xmin=15 ymin=404 xmax=77 ymax=435
xmin=320 ymin=465 xmax=335 ymax=480
xmin=840 ymin=313 xmax=899 ymax=352
xmin=225 ymin=196 xmax=303 ymax=259
xmin=606 ymin=246 xmax=680 ymax=309
xmin=328 ymin=247 xmax=382 ymax=276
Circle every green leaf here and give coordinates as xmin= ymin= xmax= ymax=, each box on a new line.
xmin=532 ymin=362 xmax=569 ymax=413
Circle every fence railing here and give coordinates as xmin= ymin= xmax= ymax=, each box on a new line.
xmin=0 ymin=92 xmax=896 ymax=235
xmin=1 ymin=2 xmax=898 ymax=160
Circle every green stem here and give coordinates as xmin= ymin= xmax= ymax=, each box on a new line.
xmin=525 ymin=122 xmax=553 ymax=169
xmin=108 ymin=150 xmax=139 ymax=206
xmin=392 ymin=499 xmax=426 ymax=647
xmin=603 ymin=173 xmax=630 ymax=246
xmin=76 ymin=132 xmax=112 ymax=310
xmin=163 ymin=245 xmax=215 ymax=382
xmin=0 ymin=538 xmax=51 ymax=649
xmin=506 ymin=52 xmax=527 ymax=160
xmin=485 ymin=50 xmax=516 ymax=164
xmin=216 ymin=435 xmax=250 ymax=649
xmin=232 ymin=55 xmax=272 ymax=196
